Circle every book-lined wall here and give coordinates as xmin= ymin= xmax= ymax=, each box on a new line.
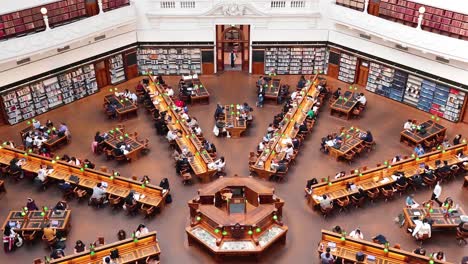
xmin=338 ymin=53 xmax=358 ymax=83
xmin=102 ymin=0 xmax=130 ymax=11
xmin=137 ymin=48 xmax=202 ymax=75
xmin=335 ymin=0 xmax=365 ymax=11
xmin=1 ymin=64 xmax=97 ymax=125
xmin=109 ymin=54 xmax=126 ymax=84
xmin=0 ymin=0 xmax=87 ymax=39
xmin=378 ymin=0 xmax=468 ymax=40
xmin=366 ymin=61 xmax=465 ymax=122
xmin=264 ymin=47 xmax=328 ymax=75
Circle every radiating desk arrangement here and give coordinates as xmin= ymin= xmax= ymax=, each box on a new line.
xmin=307 ymin=143 xmax=467 ymax=209
xmin=403 ymin=207 xmax=466 ymax=231
xmin=184 ymin=78 xmax=210 ymax=105
xmin=250 ymin=74 xmax=321 ymax=180
xmin=326 ymin=126 xmax=369 ymax=161
xmin=329 ymin=89 xmax=359 ymax=120
xmin=223 ymin=104 xmax=248 ymax=138
xmin=400 ymin=120 xmax=446 ymax=147
xmin=186 ymin=177 xmax=288 ymax=260
xmin=0 ymin=146 xmax=168 ymax=214
xmin=50 ymin=231 xmax=161 ymax=264
xmin=104 ymin=94 xmax=138 ymax=121
xmin=20 ymin=122 xmax=68 ymax=151
xmin=318 ymin=230 xmax=448 ymax=264
xmin=147 ymin=75 xmax=217 ymax=182
xmin=2 ymin=209 xmax=71 ymax=233
xmin=103 ymin=128 xmax=144 ymax=161
xmin=263 ymin=78 xmax=281 ymax=103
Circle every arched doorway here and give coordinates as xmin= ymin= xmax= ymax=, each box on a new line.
xmin=216 ymin=25 xmax=250 ymax=72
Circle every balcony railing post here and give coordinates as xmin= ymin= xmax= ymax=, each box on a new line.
xmin=417 ymin=6 xmax=425 ymax=30
xmin=98 ymin=0 xmax=104 ymax=15
xmin=364 ymin=0 xmax=368 ymax=14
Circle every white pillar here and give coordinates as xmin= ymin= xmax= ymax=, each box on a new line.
xmin=248 ymin=25 xmax=252 ymax=74
xmin=213 ymin=24 xmax=217 ymax=74
xmin=98 ymin=0 xmax=104 ymax=15
xmin=364 ymin=0 xmax=369 ymax=14
xmin=417 ymin=6 xmax=425 ymax=30
xmin=40 ymin=8 xmax=50 ymax=31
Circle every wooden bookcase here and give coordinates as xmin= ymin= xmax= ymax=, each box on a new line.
xmin=101 ymin=0 xmax=130 ymax=11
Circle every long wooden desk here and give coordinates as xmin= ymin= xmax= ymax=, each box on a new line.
xmin=403 ymin=207 xmax=465 ymax=230
xmin=50 ymin=231 xmax=161 ymax=264
xmin=327 ymin=126 xmax=366 ymax=161
xmin=263 ymin=78 xmax=281 ymax=103
xmin=224 ymin=104 xmax=247 ymax=138
xmin=318 ymin=230 xmax=448 ymax=264
xmin=104 ymin=94 xmax=138 ymax=121
xmin=307 ymin=143 xmax=467 ymax=207
xmin=330 ymin=90 xmax=359 ymax=120
xmin=104 ymin=129 xmax=144 ymax=161
xmin=400 ymin=120 xmax=446 ymax=146
xmin=2 ymin=210 xmax=71 ymax=232
xmin=250 ymin=75 xmax=320 ymax=180
xmin=147 ymin=75 xmax=217 ymax=182
xmin=0 ymin=147 xmax=168 ymax=210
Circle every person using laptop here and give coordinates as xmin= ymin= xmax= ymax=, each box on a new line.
xmin=90 ymin=183 xmax=107 ymax=202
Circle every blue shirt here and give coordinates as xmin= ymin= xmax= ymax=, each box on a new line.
xmin=406 ymin=196 xmax=415 ymax=206
xmin=414 ymin=147 xmax=425 ymax=156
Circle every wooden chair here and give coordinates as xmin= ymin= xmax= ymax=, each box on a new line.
xmin=364 ymin=141 xmax=376 ymax=152
xmin=351 ymin=196 xmax=365 ymax=208
xmin=342 ymin=151 xmax=356 ymax=164
xmin=114 ymin=154 xmax=128 ymax=163
xmin=100 ymin=166 xmax=108 ymax=173
xmin=104 ymin=149 xmax=114 ymax=160
xmin=272 ymin=167 xmax=288 ymax=182
xmin=22 ymin=230 xmax=38 ymax=244
xmin=423 ymin=176 xmax=437 ymax=189
xmin=33 ymin=258 xmax=44 ymax=264
xmin=456 ymin=228 xmax=467 ymax=245
xmin=366 ymin=188 xmax=380 ymax=203
xmin=248 ymin=152 xmax=257 ymax=166
xmin=336 ymin=196 xmax=350 ymax=212
xmin=73 ymin=187 xmax=88 ymax=202
xmin=395 ymin=182 xmax=409 ymax=196
xmin=0 ymin=165 xmax=9 ymax=178
xmin=320 ymin=205 xmax=334 ymax=218
xmin=381 ymin=187 xmax=395 ymax=202
xmin=62 ymin=187 xmax=75 ymax=200
xmin=88 ymin=197 xmax=105 ymax=208
xmin=140 ymin=204 xmax=156 ymax=218
xmin=435 ymin=170 xmax=452 ymax=183
xmin=141 ymin=139 xmax=150 ymax=155
xmin=42 ymin=234 xmax=57 ymax=249
xmin=108 ymin=194 xmax=123 ymax=210
xmin=124 ymin=203 xmax=138 ymax=216
xmin=9 ymin=169 xmax=22 ymax=181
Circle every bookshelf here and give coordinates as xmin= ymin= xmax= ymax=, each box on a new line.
xmin=389 ymin=69 xmax=408 ymax=102
xmin=0 ymin=0 xmax=87 ymax=40
xmin=444 ymin=89 xmax=466 ymax=122
xmin=102 ymin=0 xmax=130 ymax=11
xmin=403 ymin=74 xmax=422 ymax=106
xmin=137 ymin=48 xmax=202 ymax=75
xmin=0 ymin=63 xmax=99 ymax=125
xmin=378 ymin=0 xmax=468 ymax=40
xmin=109 ymin=54 xmax=126 ymax=84
xmin=417 ymin=79 xmax=435 ymax=112
xmin=336 ymin=0 xmax=365 ymax=11
xmin=366 ymin=62 xmax=395 ymax=98
xmin=338 ymin=53 xmax=357 ymax=83
xmin=263 ymin=47 xmax=328 ymax=75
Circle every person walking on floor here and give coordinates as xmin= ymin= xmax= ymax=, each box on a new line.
xmin=230 ymin=51 xmax=236 ymax=68
xmin=430 ymin=181 xmax=443 ymax=207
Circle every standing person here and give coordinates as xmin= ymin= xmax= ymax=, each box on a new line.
xmin=430 ymin=181 xmax=443 ymax=207
xmin=453 ymin=134 xmax=462 ymax=145
xmin=230 ymin=50 xmax=236 ymax=68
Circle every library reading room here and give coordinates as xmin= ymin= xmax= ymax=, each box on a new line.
xmin=0 ymin=0 xmax=468 ymax=263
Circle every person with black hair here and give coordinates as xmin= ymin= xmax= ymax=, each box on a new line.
xmin=74 ymin=240 xmax=85 ymax=254
xmin=320 ymin=247 xmax=336 ymax=264
xmin=159 ymin=178 xmax=170 ymax=190
xmin=413 ymin=247 xmax=426 ymax=256
xmin=135 ymin=224 xmax=149 ymax=237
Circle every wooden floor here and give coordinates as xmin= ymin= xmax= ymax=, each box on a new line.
xmin=0 ymin=72 xmax=467 ymax=263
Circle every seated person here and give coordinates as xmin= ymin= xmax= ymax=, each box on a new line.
xmin=349 ymin=228 xmax=364 ymax=240
xmin=69 ymin=157 xmax=80 ymax=166
xmin=356 ymin=93 xmax=367 ymax=106
xmin=413 ymin=247 xmax=426 ymax=256
xmin=106 ymin=103 xmax=117 ymax=118
xmin=411 ymin=174 xmax=424 ymax=187
xmin=394 ymin=172 xmax=407 ymax=186
xmin=372 ymin=234 xmax=388 ymax=245
xmin=332 ymin=88 xmax=341 ymax=100
xmin=404 ymin=119 xmax=414 ymax=131
xmin=297 ymin=75 xmax=307 ymax=88
xmin=90 ymin=183 xmax=107 ymax=202
xmin=83 ymin=159 xmax=95 ymax=169
xmin=34 ymin=164 xmax=50 ymax=185
xmin=405 ymin=194 xmax=419 ymax=208
xmin=414 ymin=144 xmax=425 ymax=156
xmin=276 ymin=160 xmax=288 ymax=173
xmin=432 ymin=251 xmax=446 ymax=262
xmin=436 ymin=160 xmax=451 ymax=173
xmin=334 ymin=171 xmax=345 ymax=179
xmin=351 ymin=188 xmax=366 ymax=200
xmin=319 ymin=194 xmax=333 ymax=210
xmin=166 ymin=129 xmax=179 ymax=142
xmin=392 ymin=155 xmax=401 ymax=163
xmin=165 ymin=86 xmax=174 ymax=97
xmin=412 ymin=218 xmax=431 ymax=239
xmin=422 ymin=165 xmax=435 ymax=180
xmin=9 ymin=157 xmax=24 ymax=179
xmin=94 ymin=131 xmax=105 ymax=143
xmin=43 ymin=223 xmax=57 ymax=242
xmin=306 ymin=108 xmax=315 ymax=120
xmin=257 ymin=140 xmax=267 ymax=152
xmin=360 ymin=131 xmax=373 ymax=143
xmin=193 ymin=124 xmax=202 ymax=136
xmin=54 ymin=200 xmax=68 ymax=211
xmin=298 ymin=121 xmax=308 ymax=134
xmin=214 ymin=157 xmax=226 ymax=172
xmin=283 ymin=143 xmax=294 ymax=160
xmin=51 ymin=248 xmax=65 ymax=259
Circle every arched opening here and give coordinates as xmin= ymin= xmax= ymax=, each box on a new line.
xmin=216 ymin=25 xmax=250 ymax=72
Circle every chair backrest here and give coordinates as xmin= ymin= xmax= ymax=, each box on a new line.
xmin=132 ymin=176 xmax=138 ymax=181
xmin=100 ymin=166 xmax=108 ymax=172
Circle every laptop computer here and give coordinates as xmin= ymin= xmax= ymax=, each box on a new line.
xmin=69 ymin=175 xmax=80 ymax=184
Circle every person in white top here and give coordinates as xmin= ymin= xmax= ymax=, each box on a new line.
xmin=193 ymin=125 xmax=202 ymax=136
xmin=258 ymin=141 xmax=266 ymax=152
xmin=166 ymin=130 xmax=178 ymax=141
xmin=129 ymin=93 xmax=138 ymax=103
xmin=214 ymin=157 xmax=226 ymax=172
xmin=283 ymin=144 xmax=294 ymax=160
xmin=290 ymin=91 xmax=298 ymax=100
xmin=33 ymin=136 xmax=46 ymax=148
xmin=431 ymin=181 xmax=443 ymax=206
xmin=34 ymin=165 xmax=49 ymax=184
xmin=403 ymin=119 xmax=414 ymax=131
xmin=349 ymin=228 xmax=364 ymax=240
xmin=412 ymin=218 xmax=431 ymax=239
xmin=135 ymin=224 xmax=149 ymax=237
xmin=69 ymin=157 xmax=80 ymax=166
xmin=357 ymin=93 xmax=367 ymax=105
xmin=166 ymin=87 xmax=174 ymax=97
xmin=32 ymin=120 xmax=41 ymax=129
xmin=181 ymin=112 xmax=189 ymax=121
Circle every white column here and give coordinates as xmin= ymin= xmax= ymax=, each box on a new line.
xmin=98 ymin=0 xmax=104 ymax=15
xmin=364 ymin=0 xmax=369 ymax=14
xmin=213 ymin=24 xmax=217 ymax=74
xmin=40 ymin=8 xmax=50 ymax=31
xmin=417 ymin=6 xmax=425 ymax=30
xmin=248 ymin=25 xmax=252 ymax=74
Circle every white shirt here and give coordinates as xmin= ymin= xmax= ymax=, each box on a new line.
xmin=404 ymin=122 xmax=413 ymax=130
xmin=215 ymin=159 xmax=225 ymax=171
xmin=33 ymin=137 xmax=46 ymax=147
xmin=258 ymin=142 xmax=265 ymax=151
xmin=130 ymin=93 xmax=138 ymax=103
xmin=33 ymin=121 xmax=41 ymax=129
xmin=284 ymin=146 xmax=294 ymax=159
xmin=166 ymin=88 xmax=174 ymax=97
xmin=194 ymin=126 xmax=202 ymax=135
xmin=357 ymin=95 xmax=367 ymax=105
xmin=412 ymin=220 xmax=431 ymax=238
xmin=167 ymin=131 xmax=178 ymax=141
xmin=91 ymin=186 xmax=106 ymax=199
xmin=291 ymin=91 xmax=297 ymax=100
xmin=349 ymin=230 xmax=364 ymax=240
xmin=36 ymin=168 xmax=48 ymax=182
xmin=181 ymin=113 xmax=189 ymax=120
xmin=433 ymin=184 xmax=441 ymax=198
xmin=135 ymin=227 xmax=149 ymax=237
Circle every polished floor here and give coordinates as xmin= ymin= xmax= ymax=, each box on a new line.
xmin=0 ymin=72 xmax=467 ymax=263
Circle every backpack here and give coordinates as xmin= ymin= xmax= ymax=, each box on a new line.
xmin=165 ymin=194 xmax=172 ymax=204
